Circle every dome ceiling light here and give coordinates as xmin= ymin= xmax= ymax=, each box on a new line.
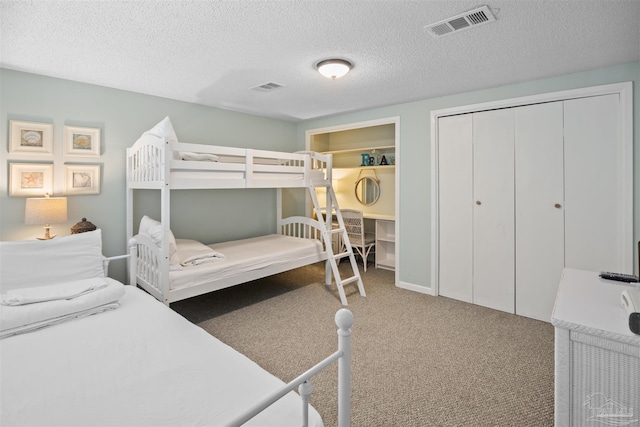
xmin=316 ymin=59 xmax=352 ymax=79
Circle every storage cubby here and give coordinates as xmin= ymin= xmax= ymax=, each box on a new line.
xmin=375 ymin=219 xmax=395 ymax=271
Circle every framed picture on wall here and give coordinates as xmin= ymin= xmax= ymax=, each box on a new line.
xmin=63 ymin=126 xmax=101 ymax=157
xmin=64 ymin=164 xmax=101 ymax=195
xmin=9 ymin=162 xmax=54 ymax=197
xmin=9 ymin=121 xmax=54 ymax=155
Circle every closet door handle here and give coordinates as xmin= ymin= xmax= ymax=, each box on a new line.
xmin=555 ymin=203 xmax=562 ymax=209
xmin=476 ymin=201 xmax=482 ymax=205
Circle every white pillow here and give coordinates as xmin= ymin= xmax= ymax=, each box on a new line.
xmin=178 ymin=151 xmax=219 ymax=162
xmin=142 ymin=116 xmax=178 ymax=142
xmin=139 ymin=216 xmax=179 ymax=265
xmin=0 ymin=230 xmax=105 ymax=292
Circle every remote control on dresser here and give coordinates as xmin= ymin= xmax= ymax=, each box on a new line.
xmin=600 ymin=272 xmax=639 ymax=283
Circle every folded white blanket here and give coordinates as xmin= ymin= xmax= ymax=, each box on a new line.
xmin=0 ymin=303 xmax=119 ymax=339
xmin=178 ymin=151 xmax=219 ymax=162
xmin=0 ymin=280 xmax=125 ymax=338
xmin=1 ymin=278 xmax=107 ymax=306
xmin=177 ymin=239 xmax=226 ymax=267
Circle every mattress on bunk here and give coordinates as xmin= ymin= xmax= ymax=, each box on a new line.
xmin=170 ymin=168 xmax=325 ymax=182
xmin=169 ymin=234 xmax=324 ymax=291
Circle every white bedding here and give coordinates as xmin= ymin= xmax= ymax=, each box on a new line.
xmin=175 ymin=238 xmax=226 ymax=267
xmin=1 ymin=277 xmax=108 ymax=306
xmin=0 ymin=278 xmax=124 ymax=339
xmin=177 ymin=151 xmax=219 ymax=161
xmin=0 ymin=286 xmax=323 ymax=427
xmin=169 ymin=234 xmax=324 ymax=291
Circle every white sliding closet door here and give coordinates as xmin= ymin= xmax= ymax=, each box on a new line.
xmin=514 ymin=102 xmax=565 ymax=321
xmin=438 ymin=114 xmax=473 ymax=303
xmin=435 ymin=85 xmax=631 ymax=322
xmin=564 ymin=94 xmax=623 ymax=272
xmin=473 ymin=109 xmax=515 ymax=313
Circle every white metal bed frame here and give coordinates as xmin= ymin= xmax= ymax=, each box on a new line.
xmin=126 ymin=131 xmax=367 ymax=305
xmin=0 ymin=235 xmax=354 ymax=427
xmin=228 ymin=308 xmax=353 ymax=426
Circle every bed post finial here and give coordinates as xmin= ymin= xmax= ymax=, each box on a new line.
xmin=335 ymin=308 xmax=354 ymax=330
xmin=335 ymin=308 xmax=353 ymax=427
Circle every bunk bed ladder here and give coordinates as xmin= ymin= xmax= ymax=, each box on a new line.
xmin=309 ymin=186 xmax=366 ymax=305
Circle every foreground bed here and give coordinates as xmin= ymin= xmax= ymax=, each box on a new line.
xmin=0 ymin=230 xmax=353 ymax=426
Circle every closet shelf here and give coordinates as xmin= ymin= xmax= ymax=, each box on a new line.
xmin=334 ymin=165 xmax=395 ymax=171
xmin=321 ymin=145 xmax=395 ymax=155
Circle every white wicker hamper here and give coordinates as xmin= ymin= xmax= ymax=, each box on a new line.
xmin=552 ymin=269 xmax=640 ymax=427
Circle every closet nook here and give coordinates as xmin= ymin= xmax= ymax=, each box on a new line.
xmin=308 ymin=118 xmax=399 ymax=274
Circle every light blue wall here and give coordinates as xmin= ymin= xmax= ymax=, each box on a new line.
xmin=296 ymin=61 xmax=640 ymax=289
xmin=1 ymin=69 xmax=297 ymax=282
xmin=2 ymin=63 xmax=639 ymax=289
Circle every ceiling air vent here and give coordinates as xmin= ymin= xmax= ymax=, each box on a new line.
xmin=425 ymin=5 xmax=496 ymax=38
xmin=251 ymin=82 xmax=285 ymax=93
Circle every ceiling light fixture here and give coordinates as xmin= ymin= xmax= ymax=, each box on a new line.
xmin=316 ymin=59 xmax=352 ymax=79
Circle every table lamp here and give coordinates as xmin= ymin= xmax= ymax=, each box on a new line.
xmin=25 ymin=194 xmax=68 ymax=240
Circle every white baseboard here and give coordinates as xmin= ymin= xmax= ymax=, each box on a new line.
xmin=397 ymin=281 xmax=435 ymax=296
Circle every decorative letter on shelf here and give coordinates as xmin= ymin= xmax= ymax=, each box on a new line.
xmin=360 ymin=151 xmax=394 ymax=167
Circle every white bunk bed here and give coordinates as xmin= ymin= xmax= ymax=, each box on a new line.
xmin=126 ymin=117 xmax=366 ymax=305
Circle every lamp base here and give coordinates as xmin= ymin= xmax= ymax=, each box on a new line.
xmin=37 ymin=225 xmax=56 ymax=240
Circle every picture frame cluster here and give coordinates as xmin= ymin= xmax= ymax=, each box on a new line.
xmin=8 ymin=120 xmax=102 ymax=196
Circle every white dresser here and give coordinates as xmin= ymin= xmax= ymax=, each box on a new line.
xmin=551 ymin=268 xmax=640 ymax=426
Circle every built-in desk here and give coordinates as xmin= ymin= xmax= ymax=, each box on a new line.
xmin=551 ymin=268 xmax=640 ymax=426
xmin=317 ymin=210 xmax=395 ymax=271
xmin=362 ymin=213 xmax=395 ymax=221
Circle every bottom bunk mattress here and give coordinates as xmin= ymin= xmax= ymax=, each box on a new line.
xmin=169 ymin=233 xmax=325 ymax=291
xmin=0 ymin=286 xmax=323 ymax=427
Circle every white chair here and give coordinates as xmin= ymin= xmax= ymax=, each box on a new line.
xmin=341 ymin=209 xmax=376 ymax=272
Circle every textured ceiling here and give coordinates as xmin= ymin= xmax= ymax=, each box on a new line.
xmin=1 ymin=0 xmax=639 ymax=122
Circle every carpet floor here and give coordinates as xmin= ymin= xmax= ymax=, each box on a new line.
xmin=172 ymin=262 xmax=555 ymax=427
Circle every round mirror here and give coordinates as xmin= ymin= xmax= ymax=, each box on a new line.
xmin=355 ymin=177 xmax=380 ymax=206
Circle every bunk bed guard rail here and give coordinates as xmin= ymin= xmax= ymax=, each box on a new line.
xmin=127 ymin=136 xmax=333 ymax=188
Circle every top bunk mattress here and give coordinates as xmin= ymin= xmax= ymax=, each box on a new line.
xmin=169 ymin=167 xmax=326 ymax=185
xmin=169 ymin=234 xmax=324 ymax=291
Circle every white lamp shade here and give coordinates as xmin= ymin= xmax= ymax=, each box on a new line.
xmin=25 ymin=196 xmax=68 ymax=225
xmin=317 ymin=59 xmax=352 ymax=79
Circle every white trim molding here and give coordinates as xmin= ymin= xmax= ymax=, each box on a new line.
xmin=397 ymin=281 xmax=432 ymax=295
